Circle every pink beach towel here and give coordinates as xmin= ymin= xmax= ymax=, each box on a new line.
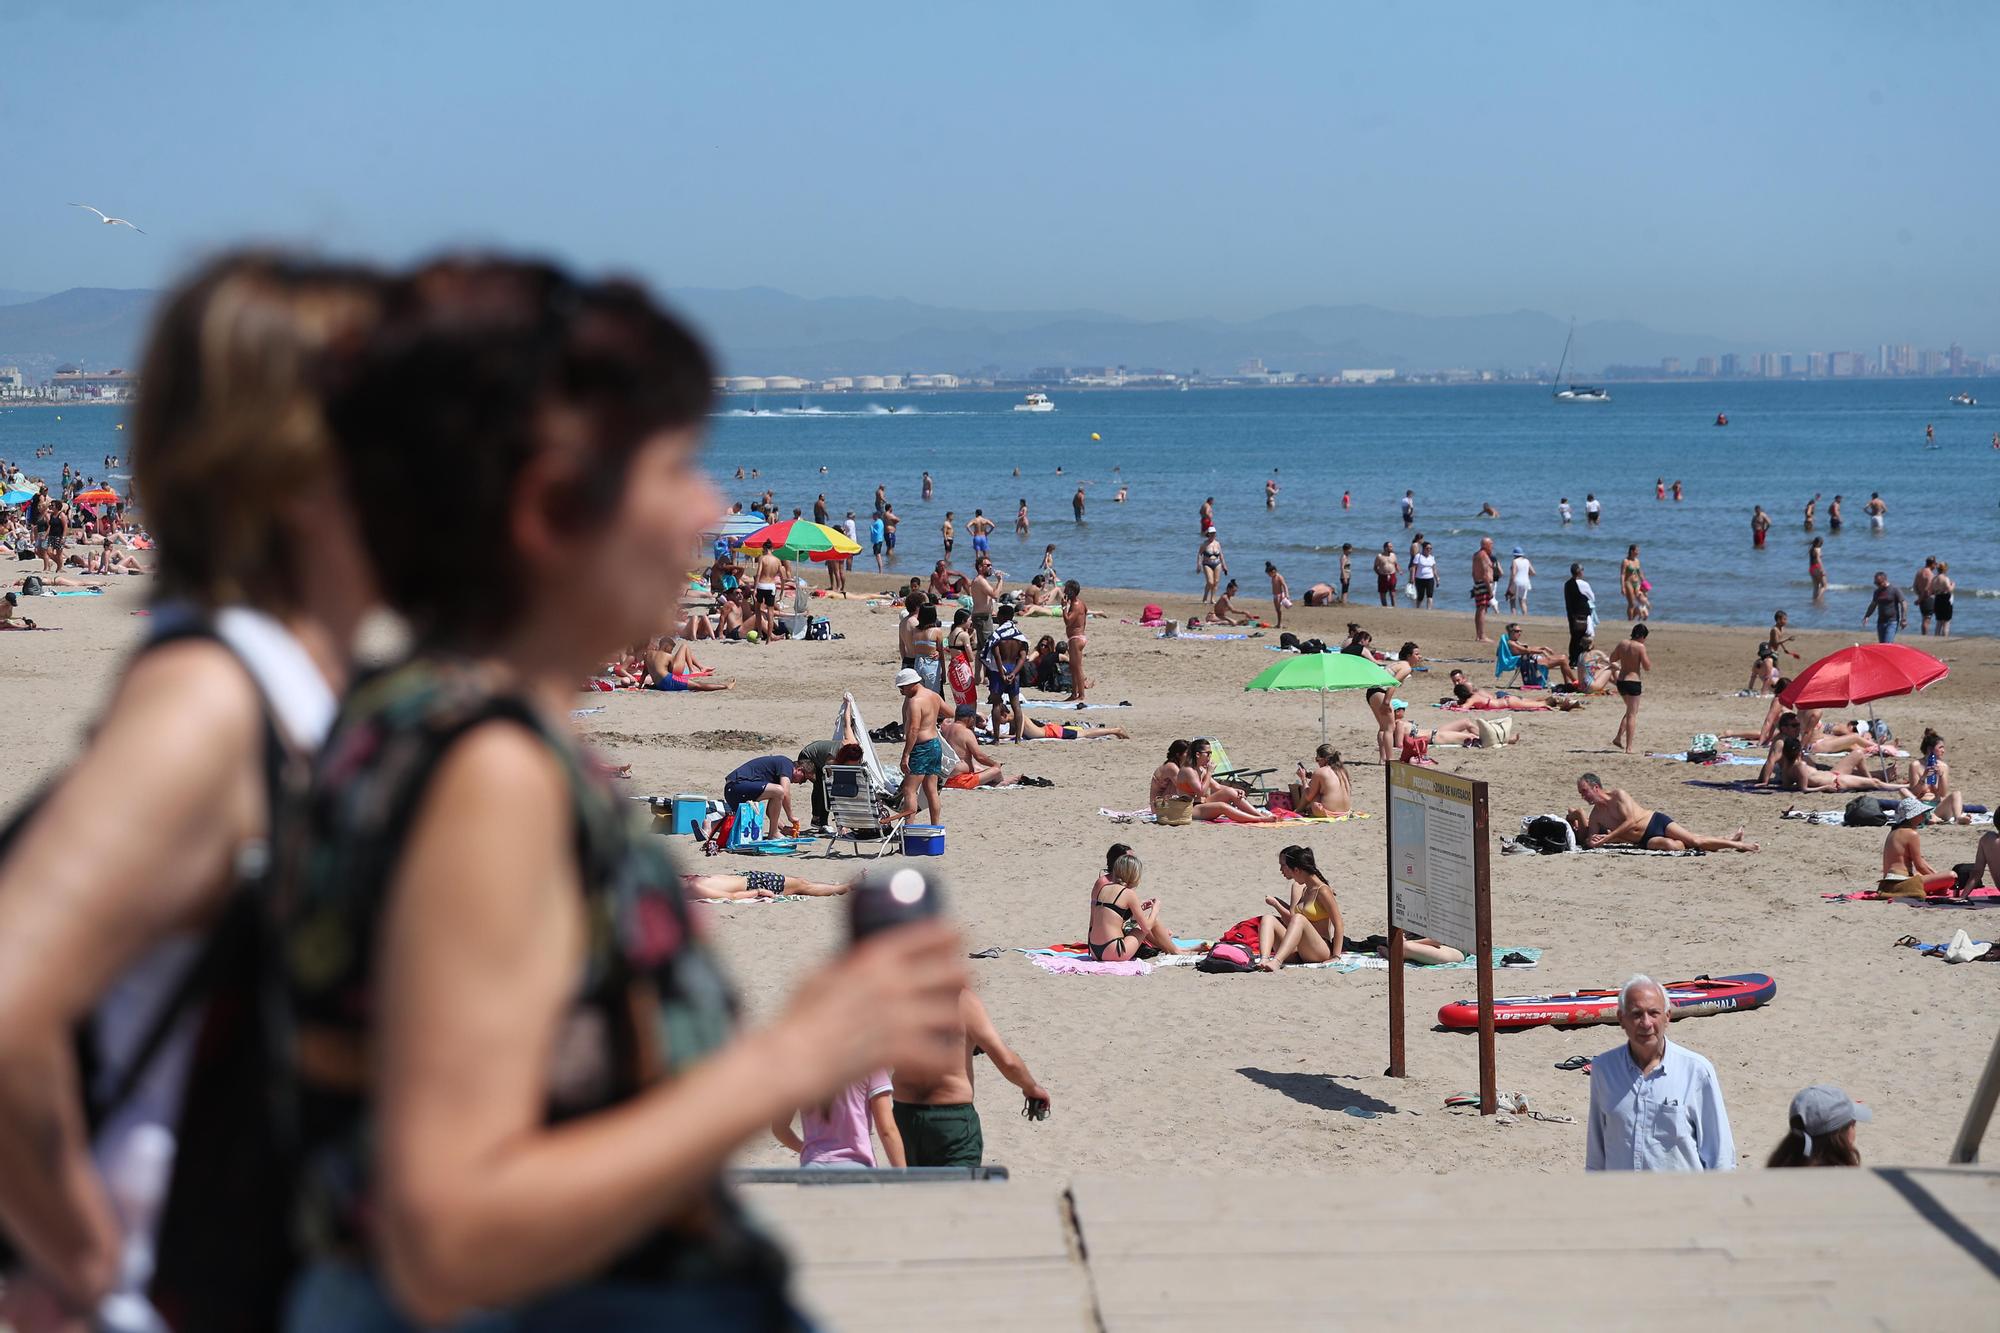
xmin=1030 ymin=955 xmax=1152 ymax=977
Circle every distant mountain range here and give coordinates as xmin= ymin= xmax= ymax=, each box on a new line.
xmin=0 ymin=283 xmax=1756 ymax=382
xmin=0 ymin=288 xmax=154 ymax=381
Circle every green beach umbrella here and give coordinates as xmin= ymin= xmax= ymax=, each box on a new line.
xmin=1245 ymin=651 xmax=1399 ymax=743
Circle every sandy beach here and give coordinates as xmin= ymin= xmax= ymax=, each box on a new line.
xmin=7 ymin=577 xmax=1994 ymax=1176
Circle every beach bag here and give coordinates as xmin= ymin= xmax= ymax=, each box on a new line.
xmin=1843 ymin=795 xmax=1892 ymax=827
xmin=1140 ymin=603 xmax=1164 ymax=625
xmin=1154 ymin=796 xmax=1194 ymax=827
xmin=727 ymin=800 xmax=767 ymax=848
xmin=19 ymin=574 xmax=43 ymax=596
xmin=1688 ymin=733 xmax=1719 ymax=765
xmin=1399 ymin=730 xmax=1431 ymax=764
xmin=1517 ymin=814 xmax=1575 ymax=854
xmin=805 ymin=617 xmax=831 ymax=641
xmin=1198 ymin=917 xmax=1262 ymax=973
xmin=1472 ymin=716 xmax=1515 ymax=748
xmin=1520 ymin=658 xmax=1548 ymax=687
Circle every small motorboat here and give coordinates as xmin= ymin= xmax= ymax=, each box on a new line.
xmin=1013 ymin=392 xmax=1055 ymax=413
xmin=1949 ymin=392 xmax=1977 ymax=407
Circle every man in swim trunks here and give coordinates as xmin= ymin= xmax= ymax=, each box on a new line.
xmin=1607 ymin=623 xmax=1651 ymax=753
xmin=897 ymin=666 xmax=946 ymax=827
xmin=1373 ymin=542 xmax=1399 ymax=607
xmin=968 ymin=554 xmax=1004 ymax=659
xmin=1401 ymin=489 xmax=1415 ymax=528
xmin=1568 ymin=772 xmax=1760 ymax=852
xmin=983 ymin=606 xmax=1029 ymax=742
xmin=1827 ymin=494 xmax=1842 ymax=530
xmin=1338 ymin=543 xmax=1353 ymax=603
xmin=967 ymin=508 xmax=993 ymax=556
xmin=751 ymin=541 xmax=787 ymax=609
xmin=940 ymin=713 xmax=1012 ymax=788
xmin=1471 ymin=537 xmax=1498 ymax=642
xmin=1913 ymin=557 xmax=1937 ymax=635
xmin=1072 ymin=485 xmax=1086 ymax=522
xmin=1864 ymin=492 xmax=1886 ymax=531
xmin=892 ymin=988 xmax=1050 ymax=1167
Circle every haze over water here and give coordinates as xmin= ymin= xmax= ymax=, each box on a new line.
xmin=8 ymin=378 xmax=1997 ymax=636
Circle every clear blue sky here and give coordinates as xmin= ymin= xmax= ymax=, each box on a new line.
xmin=4 ymin=0 xmax=1993 ymax=348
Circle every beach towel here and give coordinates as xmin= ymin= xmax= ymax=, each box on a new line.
xmin=49 ymin=588 xmax=105 ymax=597
xmin=1682 ymin=779 xmax=1786 ymax=793
xmin=1154 ymin=946 xmax=1542 ymax=974
xmin=1099 ymin=807 xmax=1158 ymax=823
xmin=1647 ymin=751 xmax=1763 ymax=766
xmin=1029 ymin=955 xmax=1153 ymax=977
xmin=1014 ymin=938 xmax=1206 ymax=958
xmin=1160 ymin=630 xmax=1258 ymax=641
xmin=1899 ymin=932 xmax=1994 ymax=960
xmin=1212 ymin=810 xmax=1371 ymax=825
xmin=1783 ymin=807 xmax=1994 ymax=827
xmin=1823 ymin=883 xmax=1999 ymax=905
xmin=693 ymin=895 xmax=807 ymax=906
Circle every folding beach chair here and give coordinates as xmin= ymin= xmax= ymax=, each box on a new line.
xmin=782 ymin=583 xmax=811 ymax=639
xmin=822 ymin=764 xmax=907 ymax=858
xmin=1200 ymin=739 xmax=1276 ymax=803
xmin=1495 ymin=636 xmax=1523 ymax=687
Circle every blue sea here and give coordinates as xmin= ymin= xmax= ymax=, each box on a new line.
xmin=6 ymin=381 xmax=1996 ymax=635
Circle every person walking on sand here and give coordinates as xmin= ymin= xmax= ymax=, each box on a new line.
xmin=1608 ymin=623 xmax=1651 ymax=753
xmin=1751 ymin=504 xmax=1771 ymax=549
xmin=897 ymin=667 xmax=946 ymax=827
xmin=1265 ymin=561 xmax=1291 ymax=628
xmin=1587 ymin=976 xmax=1736 ymax=1172
xmin=1470 ymin=537 xmax=1498 ymax=642
xmin=1373 ymin=541 xmax=1399 ymax=608
xmin=1862 ymin=570 xmax=1906 ymax=643
xmin=892 ymin=988 xmax=1050 ymax=1167
xmin=1062 ymin=579 xmax=1090 ymax=702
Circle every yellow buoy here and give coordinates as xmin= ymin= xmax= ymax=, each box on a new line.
xmin=1090 ymin=432 xmax=1101 ymax=441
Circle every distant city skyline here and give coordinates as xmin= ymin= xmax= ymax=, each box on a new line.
xmin=4 ymin=2 xmax=1995 ymax=351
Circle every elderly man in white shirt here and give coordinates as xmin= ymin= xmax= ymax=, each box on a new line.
xmin=1585 ymin=975 xmax=1736 ymax=1172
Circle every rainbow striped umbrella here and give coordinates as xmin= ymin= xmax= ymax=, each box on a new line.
xmin=738 ymin=519 xmax=862 ymax=562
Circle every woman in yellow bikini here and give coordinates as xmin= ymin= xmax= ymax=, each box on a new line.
xmin=1255 ymin=846 xmax=1344 ymax=969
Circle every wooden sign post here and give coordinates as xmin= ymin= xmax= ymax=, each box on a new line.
xmin=1384 ymin=763 xmax=1496 ymax=1114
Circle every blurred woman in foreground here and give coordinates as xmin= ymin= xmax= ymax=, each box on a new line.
xmin=281 ymin=258 xmax=963 ymax=1329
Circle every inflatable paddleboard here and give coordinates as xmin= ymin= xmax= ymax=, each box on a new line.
xmin=1437 ymin=972 xmax=1775 ymax=1032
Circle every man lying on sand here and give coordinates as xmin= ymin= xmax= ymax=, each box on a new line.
xmin=681 ymin=870 xmax=850 ymax=900
xmin=1567 ymin=772 xmax=1760 ymax=852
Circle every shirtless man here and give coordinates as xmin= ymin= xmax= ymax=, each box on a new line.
xmin=1338 ymin=543 xmax=1353 ymax=604
xmin=1501 ymin=624 xmax=1581 ymax=687
xmin=1913 ymin=557 xmax=1937 ymax=635
xmin=1470 ymin=537 xmax=1499 ymax=643
xmin=891 ymin=988 xmax=1050 ymax=1167
xmin=750 ymin=541 xmax=788 ymax=610
xmin=1864 ymin=492 xmax=1886 ymax=532
xmin=941 ymin=511 xmax=955 ymax=556
xmin=966 ymin=509 xmax=994 ymax=558
xmin=1199 ymin=496 xmax=1215 ymax=532
xmin=1266 ymin=561 xmax=1290 ymax=629
xmin=1607 ymin=623 xmax=1651 ymax=753
xmin=1072 ymin=485 xmax=1086 ymax=522
xmin=897 ymin=666 xmax=947 ymax=826
xmin=1373 ymin=542 xmax=1400 ymax=608
xmin=940 ymin=714 xmax=1011 ymax=789
xmin=1061 ymin=579 xmax=1090 ymax=702
xmin=1568 ymin=772 xmax=1760 ymax=853
xmin=967 ymin=556 xmax=1005 ymax=660
xmin=1827 ymin=494 xmax=1843 ymax=530
xmin=929 ymin=560 xmax=962 ymax=599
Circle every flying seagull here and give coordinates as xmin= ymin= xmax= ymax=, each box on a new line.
xmin=69 ymin=203 xmax=145 ymax=234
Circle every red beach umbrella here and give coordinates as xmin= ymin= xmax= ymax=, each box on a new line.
xmin=1779 ymin=643 xmax=1948 ymax=710
xmin=74 ymin=487 xmax=119 ymax=506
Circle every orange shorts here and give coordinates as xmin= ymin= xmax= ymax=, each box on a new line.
xmin=945 ymin=771 xmax=984 ymax=790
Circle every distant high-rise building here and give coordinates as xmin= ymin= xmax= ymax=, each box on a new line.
xmin=1894 ymin=344 xmax=1915 ymax=374
xmin=1780 ymin=354 xmax=1795 ymax=378
xmin=1948 ymin=344 xmax=1965 ymax=374
xmin=1759 ymin=353 xmax=1784 ymax=378
xmin=1829 ymin=351 xmax=1859 ymax=377
xmin=1809 ymin=352 xmax=1828 ymax=378
xmin=1877 ymin=344 xmax=1894 ymax=375
xmin=1719 ymin=353 xmax=1741 ymax=377
xmin=1660 ymin=356 xmax=1681 ymax=375
xmin=1920 ymin=348 xmax=1945 ymax=376
xmin=1695 ymin=355 xmax=1718 ymax=377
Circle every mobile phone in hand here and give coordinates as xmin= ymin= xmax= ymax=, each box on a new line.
xmin=848 ymin=866 xmax=944 ymax=945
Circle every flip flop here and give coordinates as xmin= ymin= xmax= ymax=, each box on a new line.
xmin=1554 ymin=1055 xmax=1592 ymax=1072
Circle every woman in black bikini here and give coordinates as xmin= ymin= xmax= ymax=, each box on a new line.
xmin=1087 ymin=846 xmax=1193 ymax=961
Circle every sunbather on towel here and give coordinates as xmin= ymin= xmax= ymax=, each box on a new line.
xmin=1754 ymin=712 xmax=1879 ymax=786
xmin=1568 ymin=772 xmax=1760 ymax=852
xmin=1450 ymin=679 xmax=1580 ymax=712
xmin=991 ymin=698 xmax=1129 ymax=741
xmin=941 ymin=715 xmax=1011 ymax=788
xmin=1777 ymin=738 xmax=1915 ymax=799
xmin=1908 ymin=728 xmax=1971 ymax=825
xmin=1879 ymin=798 xmax=1939 ymax=895
xmin=1180 ymin=737 xmax=1276 ymax=822
xmin=1087 ymin=847 xmax=1194 ymax=960
xmin=1391 ymin=700 xmax=1486 ymax=762
xmin=682 ymin=871 xmax=850 ymax=900
xmin=1292 ymin=744 xmax=1353 ymax=815
xmin=1254 ymin=845 xmax=1344 ymax=969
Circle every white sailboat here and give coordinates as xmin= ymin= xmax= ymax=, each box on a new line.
xmin=1552 ymin=320 xmax=1610 ymax=403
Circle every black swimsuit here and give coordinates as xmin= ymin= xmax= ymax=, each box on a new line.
xmin=1089 ymin=887 xmax=1136 ymax=960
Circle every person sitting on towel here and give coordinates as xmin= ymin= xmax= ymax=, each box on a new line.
xmin=1086 ymin=847 xmax=1194 ymax=961
xmin=1878 ymin=797 xmax=1939 ymax=896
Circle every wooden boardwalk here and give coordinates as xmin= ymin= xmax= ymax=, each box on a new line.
xmin=747 ymin=1166 xmax=2000 ymax=1331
